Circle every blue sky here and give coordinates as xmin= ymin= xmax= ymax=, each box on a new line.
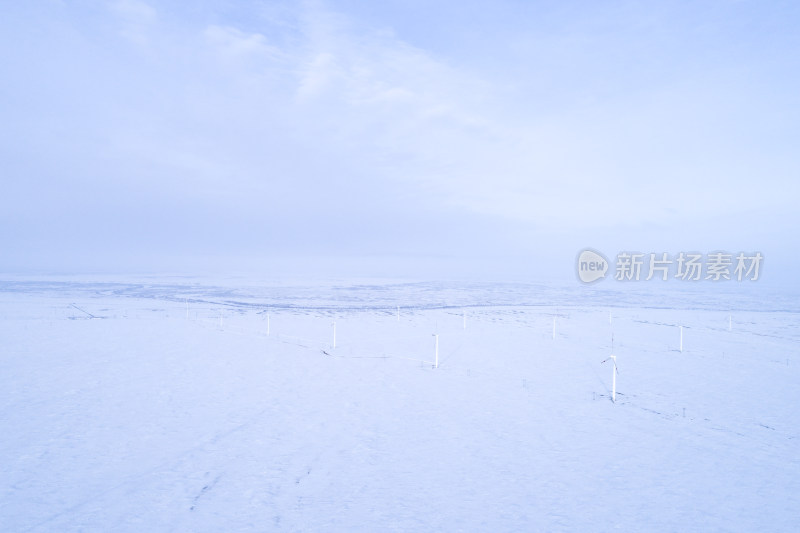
xmin=1 ymin=1 xmax=798 ymax=281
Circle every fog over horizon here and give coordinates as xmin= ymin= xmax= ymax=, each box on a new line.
xmin=2 ymin=1 xmax=798 ymax=284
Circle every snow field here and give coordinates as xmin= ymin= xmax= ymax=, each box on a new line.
xmin=1 ymin=289 xmax=798 ymax=531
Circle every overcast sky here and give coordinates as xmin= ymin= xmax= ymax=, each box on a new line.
xmin=2 ymin=1 xmax=798 ymax=281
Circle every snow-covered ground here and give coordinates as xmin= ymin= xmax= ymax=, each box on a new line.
xmin=1 ymin=279 xmax=798 ymax=531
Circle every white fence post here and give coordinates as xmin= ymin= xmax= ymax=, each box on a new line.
xmin=433 ymin=334 xmax=439 ymax=369
xmin=611 ymin=355 xmax=617 ymax=402
xmin=602 ymin=351 xmax=618 ymax=403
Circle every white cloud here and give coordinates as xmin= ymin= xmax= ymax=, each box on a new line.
xmin=110 ymin=0 xmax=157 ymax=45
xmin=204 ymin=25 xmax=283 ymax=61
xmin=2 ymin=0 xmax=798 ymax=273
xmin=111 ymin=0 xmax=156 ymax=22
